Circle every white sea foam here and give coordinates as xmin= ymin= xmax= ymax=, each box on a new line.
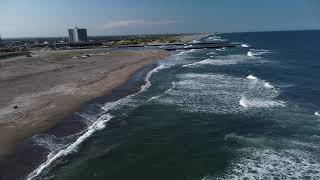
xmin=176 ymin=50 xmax=188 ymax=56
xmin=248 ymin=49 xmax=271 ymax=57
xmin=207 ymin=36 xmax=227 ymax=42
xmin=239 ymin=96 xmax=285 ymax=108
xmin=216 ymin=148 xmax=320 ymax=180
xmin=26 ymin=113 xmax=113 ymax=180
xmin=192 ymin=40 xmax=200 ymax=43
xmin=246 ymin=75 xmax=257 ymax=80
xmin=183 ymin=58 xmax=237 ymax=67
xmin=189 ymin=49 xmax=200 ymax=53
xmin=100 ymin=63 xmax=168 ymax=112
xmin=175 ymin=49 xmax=200 ymax=57
xmin=75 ymin=112 xmax=97 ymax=126
xmin=206 ymin=52 xmax=216 ymax=55
xmin=247 ymin=51 xmax=254 ymax=57
xmin=31 ymin=134 xmax=65 ymax=152
xmin=156 ymin=73 xmax=283 ymax=113
xmin=241 ymin=44 xmax=249 ymax=48
xmin=141 ymin=63 xmax=167 ymax=91
xmin=147 ymin=95 xmax=160 ymax=101
xmin=183 ymin=54 xmax=261 ymax=68
xmin=148 ymin=82 xmax=176 ymax=102
xmin=315 ymin=112 xmax=320 ymax=116
xmin=27 ymin=63 xmax=169 ymax=179
xmin=216 ymin=48 xmax=225 ymax=51
xmin=264 ymin=82 xmax=274 ymax=89
xmin=246 ymin=75 xmax=275 ymax=89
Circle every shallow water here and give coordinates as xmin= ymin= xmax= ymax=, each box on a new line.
xmin=28 ymin=30 xmax=320 ymax=180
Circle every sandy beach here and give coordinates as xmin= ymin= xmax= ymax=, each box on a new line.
xmin=0 ymin=49 xmax=168 ymax=157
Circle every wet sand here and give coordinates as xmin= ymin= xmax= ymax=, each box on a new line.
xmin=0 ymin=49 xmax=168 ymax=157
xmin=0 ymin=63 xmax=158 ymax=180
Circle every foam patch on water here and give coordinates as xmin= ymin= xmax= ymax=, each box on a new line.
xmin=246 ymin=75 xmax=257 ymax=80
xmin=247 ymin=49 xmax=271 ymax=57
xmin=156 ymin=73 xmax=283 ymax=113
xmin=206 ymin=52 xmax=216 ymax=55
xmin=241 ymin=44 xmax=249 ymax=48
xmin=171 ymin=49 xmax=201 ymax=63
xmin=264 ymin=82 xmax=274 ymax=89
xmin=206 ymin=36 xmax=227 ymax=42
xmin=164 ymin=82 xmax=176 ymax=94
xmin=192 ymin=40 xmax=201 ymax=43
xmin=147 ymin=82 xmax=176 ymax=102
xmin=183 ymin=58 xmax=240 ymax=67
xmin=239 ymin=96 xmax=285 ymax=108
xmin=184 ymin=45 xmax=193 ymax=48
xmin=315 ymin=112 xmax=320 ymax=116
xmin=31 ymin=134 xmax=66 ymax=152
xmin=216 ymin=48 xmax=226 ymax=52
xmin=189 ymin=49 xmax=201 ymax=53
xmin=216 ymin=148 xmax=320 ymax=180
xmin=247 ymin=51 xmax=254 ymax=57
xmin=183 ymin=54 xmax=261 ymax=68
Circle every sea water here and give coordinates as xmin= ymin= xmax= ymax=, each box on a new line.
xmin=28 ymin=31 xmax=320 ymax=180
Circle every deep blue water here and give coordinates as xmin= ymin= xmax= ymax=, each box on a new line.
xmin=27 ymin=30 xmax=320 ymax=180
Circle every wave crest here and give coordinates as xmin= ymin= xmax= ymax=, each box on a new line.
xmin=241 ymin=44 xmax=249 ymax=47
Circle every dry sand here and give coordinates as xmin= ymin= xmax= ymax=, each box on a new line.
xmin=0 ymin=49 xmax=168 ymax=157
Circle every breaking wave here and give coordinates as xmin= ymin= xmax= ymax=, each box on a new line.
xmin=246 ymin=75 xmax=276 ymax=90
xmin=183 ymin=58 xmax=240 ymax=67
xmin=264 ymin=82 xmax=274 ymax=89
xmin=246 ymin=75 xmax=257 ymax=80
xmin=141 ymin=63 xmax=167 ymax=91
xmin=241 ymin=44 xmax=249 ymax=48
xmin=183 ymin=53 xmax=262 ymax=68
xmin=155 ymin=73 xmax=284 ymax=113
xmin=26 ymin=63 xmax=169 ymax=179
xmin=216 ymin=148 xmax=320 ymax=180
xmin=247 ymin=51 xmax=254 ymax=57
xmin=26 ymin=113 xmax=113 ymax=180
xmin=247 ymin=49 xmax=271 ymax=57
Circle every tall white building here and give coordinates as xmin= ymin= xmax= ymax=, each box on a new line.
xmin=68 ymin=27 xmax=88 ymax=43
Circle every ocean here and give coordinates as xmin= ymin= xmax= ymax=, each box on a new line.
xmin=26 ymin=30 xmax=320 ymax=180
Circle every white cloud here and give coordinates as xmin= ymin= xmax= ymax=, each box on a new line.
xmin=103 ymin=19 xmax=182 ymax=29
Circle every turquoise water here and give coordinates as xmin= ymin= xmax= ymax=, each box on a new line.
xmin=28 ymin=31 xmax=320 ymax=180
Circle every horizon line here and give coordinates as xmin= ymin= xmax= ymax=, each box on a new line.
xmin=2 ymin=29 xmax=320 ymax=40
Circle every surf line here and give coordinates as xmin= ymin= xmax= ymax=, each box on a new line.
xmin=26 ymin=63 xmax=167 ymax=180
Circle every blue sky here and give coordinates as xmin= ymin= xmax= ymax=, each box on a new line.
xmin=0 ymin=0 xmax=320 ymax=37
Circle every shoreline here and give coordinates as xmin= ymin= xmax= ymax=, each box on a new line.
xmin=0 ymin=48 xmax=168 ymax=158
xmin=0 ymin=34 xmax=201 ymax=179
xmin=0 ymin=62 xmax=160 ymax=180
